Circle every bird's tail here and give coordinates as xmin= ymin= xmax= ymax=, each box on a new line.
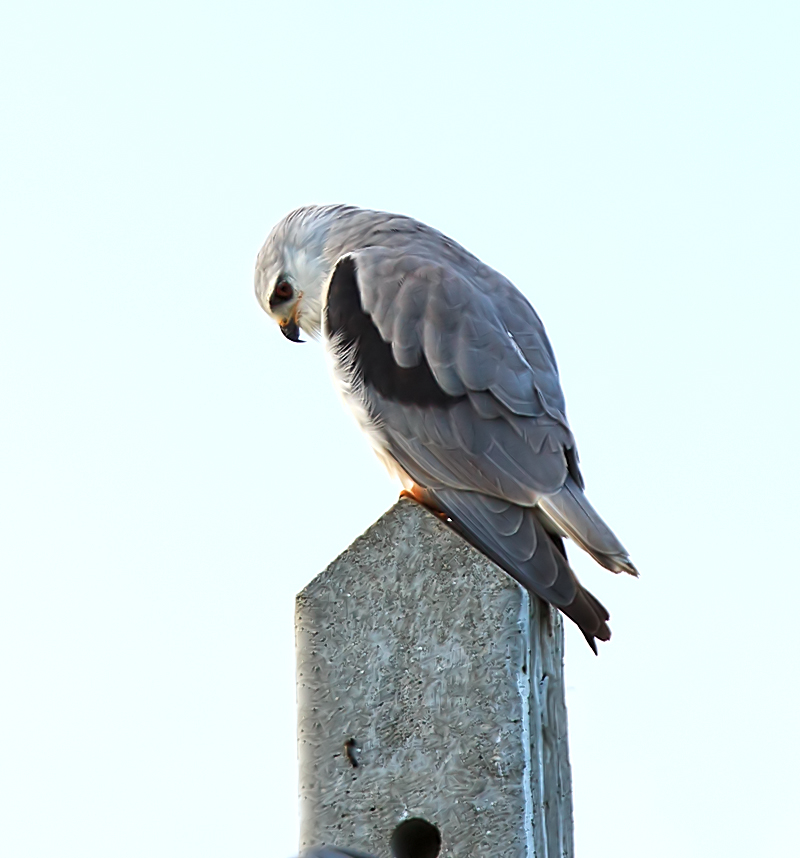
xmin=537 ymin=477 xmax=638 ymax=577
xmin=424 ymin=487 xmax=612 ymax=653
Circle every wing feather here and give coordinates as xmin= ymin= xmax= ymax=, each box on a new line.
xmin=323 ymin=244 xmax=626 ymax=650
xmin=327 ymin=247 xmax=576 ymax=500
xmin=428 ymin=488 xmax=611 ymax=650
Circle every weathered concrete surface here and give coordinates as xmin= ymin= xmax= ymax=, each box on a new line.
xmin=296 ymin=499 xmax=573 ymax=858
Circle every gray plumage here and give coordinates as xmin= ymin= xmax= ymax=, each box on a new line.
xmin=255 ymin=205 xmax=637 ymax=651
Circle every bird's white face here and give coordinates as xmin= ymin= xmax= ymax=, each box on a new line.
xmin=255 ymin=260 xmax=307 ymax=343
xmin=254 ymin=211 xmax=334 ymax=342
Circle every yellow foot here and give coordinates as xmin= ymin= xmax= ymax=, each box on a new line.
xmin=399 ymin=488 xmax=449 ymax=521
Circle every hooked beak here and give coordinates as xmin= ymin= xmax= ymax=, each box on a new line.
xmin=279 ymin=304 xmax=305 ymax=343
xmin=279 ymin=314 xmax=304 ymax=343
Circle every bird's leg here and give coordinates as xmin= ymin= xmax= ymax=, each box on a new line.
xmin=400 ymin=486 xmax=450 ymax=521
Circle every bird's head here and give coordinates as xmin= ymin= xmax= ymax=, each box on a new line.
xmin=254 ymin=206 xmax=344 ymax=342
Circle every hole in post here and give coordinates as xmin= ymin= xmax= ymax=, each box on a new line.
xmin=389 ymin=818 xmax=441 ymax=858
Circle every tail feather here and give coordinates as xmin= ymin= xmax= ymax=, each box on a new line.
xmin=424 ymin=488 xmax=612 ymax=653
xmin=538 ymin=477 xmax=638 ymax=576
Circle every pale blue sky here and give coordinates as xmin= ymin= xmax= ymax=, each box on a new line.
xmin=1 ymin=2 xmax=798 ymax=857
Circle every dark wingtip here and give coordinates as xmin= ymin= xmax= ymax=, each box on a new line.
xmin=583 ymin=631 xmax=599 ymax=655
xmin=582 ymin=620 xmax=611 ymax=654
xmin=570 ymin=587 xmax=611 ymax=653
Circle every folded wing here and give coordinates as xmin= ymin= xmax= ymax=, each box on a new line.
xmin=324 ymin=249 xmax=633 ymax=650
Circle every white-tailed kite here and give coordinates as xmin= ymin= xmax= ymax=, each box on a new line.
xmin=255 ymin=206 xmax=637 ymax=652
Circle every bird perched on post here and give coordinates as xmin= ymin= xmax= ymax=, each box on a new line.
xmin=255 ymin=205 xmax=637 ymax=652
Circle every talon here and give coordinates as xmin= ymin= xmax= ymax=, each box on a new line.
xmin=400 ymin=486 xmax=449 ymax=521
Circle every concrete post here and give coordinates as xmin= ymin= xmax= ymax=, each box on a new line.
xmin=296 ymin=499 xmax=574 ymax=858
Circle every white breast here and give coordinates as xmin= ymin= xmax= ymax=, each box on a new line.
xmin=322 ymin=331 xmax=414 ymax=490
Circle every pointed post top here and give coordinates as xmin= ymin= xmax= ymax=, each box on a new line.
xmin=296 ymin=499 xmax=573 ymax=857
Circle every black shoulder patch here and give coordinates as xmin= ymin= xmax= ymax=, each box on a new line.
xmin=325 ymin=256 xmax=465 ymax=408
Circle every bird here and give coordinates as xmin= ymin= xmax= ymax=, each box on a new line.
xmin=254 ymin=205 xmax=637 ymax=652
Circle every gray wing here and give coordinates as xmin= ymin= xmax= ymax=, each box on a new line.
xmin=328 ymin=248 xmax=576 ymax=498
xmin=324 ymin=248 xmax=632 ymax=649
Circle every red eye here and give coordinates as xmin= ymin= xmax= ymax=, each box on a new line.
xmin=274 ymin=280 xmax=293 ymax=300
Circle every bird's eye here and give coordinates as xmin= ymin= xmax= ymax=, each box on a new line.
xmin=274 ymin=280 xmax=293 ymax=301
